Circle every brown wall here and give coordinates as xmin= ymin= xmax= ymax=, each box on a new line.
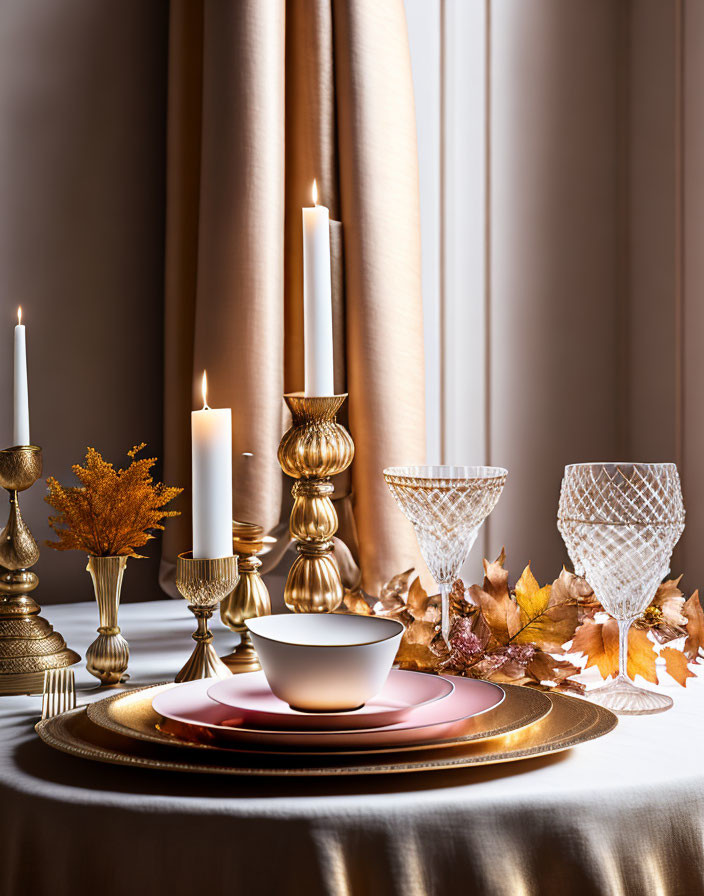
xmin=0 ymin=1 xmax=169 ymax=603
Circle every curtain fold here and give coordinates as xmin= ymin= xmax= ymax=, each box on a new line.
xmin=162 ymin=0 xmax=426 ymax=597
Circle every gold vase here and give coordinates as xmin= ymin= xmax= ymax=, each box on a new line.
xmin=0 ymin=446 xmax=79 ymax=695
xmin=85 ymin=555 xmax=129 ymax=686
xmin=277 ymin=393 xmax=354 ymax=613
xmin=175 ymin=552 xmax=239 ymax=682
xmin=220 ymin=521 xmax=272 ymax=673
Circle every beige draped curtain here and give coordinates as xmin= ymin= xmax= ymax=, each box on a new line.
xmin=161 ymin=0 xmax=426 ymax=597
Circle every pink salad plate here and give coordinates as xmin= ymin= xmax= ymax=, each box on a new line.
xmin=206 ymin=669 xmax=454 ymax=730
xmin=151 ymin=673 xmax=505 ymax=750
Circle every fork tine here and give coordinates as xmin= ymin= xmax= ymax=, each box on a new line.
xmin=41 ymin=667 xmax=76 ymax=720
xmin=66 ymin=669 xmax=76 ymax=711
xmin=57 ymin=669 xmax=64 ymax=714
xmin=41 ymin=671 xmax=49 ymax=720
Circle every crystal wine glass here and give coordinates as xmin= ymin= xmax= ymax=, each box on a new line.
xmin=558 ymin=462 xmax=685 ymax=715
xmin=383 ymin=465 xmax=507 ymax=644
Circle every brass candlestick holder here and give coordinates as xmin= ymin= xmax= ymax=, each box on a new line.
xmin=174 ymin=552 xmax=238 ymax=682
xmin=220 ymin=521 xmax=272 ymax=673
xmin=0 ymin=446 xmax=79 ymax=695
xmin=277 ymin=393 xmax=354 ymax=613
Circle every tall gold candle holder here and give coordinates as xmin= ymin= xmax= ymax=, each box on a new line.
xmin=220 ymin=521 xmax=272 ymax=673
xmin=0 ymin=446 xmax=79 ymax=695
xmin=174 ymin=552 xmax=238 ymax=682
xmin=277 ymin=393 xmax=354 ymax=613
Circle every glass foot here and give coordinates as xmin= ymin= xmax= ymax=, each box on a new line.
xmin=586 ymin=676 xmax=673 ymax=715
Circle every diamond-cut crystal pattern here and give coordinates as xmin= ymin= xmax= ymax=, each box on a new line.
xmin=383 ymin=466 xmax=507 ymax=585
xmin=557 ymin=463 xmax=685 ymax=618
xmin=557 ymin=462 xmax=685 ymax=715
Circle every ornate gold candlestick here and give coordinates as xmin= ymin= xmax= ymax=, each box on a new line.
xmin=174 ymin=552 xmax=238 ymax=682
xmin=277 ymin=393 xmax=354 ymax=613
xmin=220 ymin=521 xmax=272 ymax=673
xmin=0 ymin=446 xmax=79 ymax=695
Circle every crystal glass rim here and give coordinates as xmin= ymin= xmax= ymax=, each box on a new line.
xmin=563 ymin=461 xmax=679 ymax=477
xmin=383 ymin=465 xmax=508 ymax=483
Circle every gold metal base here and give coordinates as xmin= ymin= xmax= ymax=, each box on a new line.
xmin=221 ymin=632 xmax=262 ymax=674
xmin=0 ymin=446 xmax=79 ymax=695
xmin=0 ymin=596 xmax=80 ymax=696
xmin=175 ymin=607 xmax=232 ymax=682
xmin=278 ymin=394 xmax=354 ymax=614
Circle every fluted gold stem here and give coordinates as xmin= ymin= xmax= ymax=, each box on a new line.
xmin=277 ymin=393 xmax=354 ymax=613
xmin=86 ymin=555 xmax=129 ymax=686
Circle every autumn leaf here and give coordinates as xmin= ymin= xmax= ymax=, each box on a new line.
xmin=406 ymin=577 xmax=441 ymax=624
xmin=373 ymin=569 xmax=413 ymax=616
xmin=342 ymin=589 xmax=373 ymax=616
xmin=551 ymin=568 xmax=600 ymax=619
xmin=394 ymin=618 xmax=438 ymax=671
xmin=683 ymin=590 xmax=704 ymax=662
xmin=482 ymin=547 xmax=508 ymax=600
xmin=511 ymin=565 xmax=579 ymax=653
xmin=625 ymin=627 xmax=659 ymax=683
xmin=651 ymin=576 xmax=686 ymax=626
xmin=468 ymin=552 xmax=521 ymax=645
xmin=572 ymin=619 xmax=658 ymax=683
xmin=526 ymin=650 xmax=583 ymax=691
xmin=379 ymin=568 xmax=414 ymax=602
xmin=571 ymin=620 xmax=618 ymax=678
xmin=661 ymin=647 xmax=696 ymax=686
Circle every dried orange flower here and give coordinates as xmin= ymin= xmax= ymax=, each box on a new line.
xmin=45 ymin=444 xmax=182 ymax=558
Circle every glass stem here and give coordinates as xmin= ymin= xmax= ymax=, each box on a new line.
xmin=440 ymin=583 xmax=451 ymax=646
xmin=617 ymin=617 xmax=632 ymax=682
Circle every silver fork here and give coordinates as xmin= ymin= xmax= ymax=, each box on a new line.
xmin=41 ymin=668 xmax=76 ymax=720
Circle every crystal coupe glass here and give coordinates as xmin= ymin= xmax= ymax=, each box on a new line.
xmin=558 ymin=462 xmax=685 ymax=715
xmin=383 ymin=465 xmax=507 ymax=645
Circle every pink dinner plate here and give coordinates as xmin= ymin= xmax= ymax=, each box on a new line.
xmin=151 ymin=674 xmax=505 ymax=750
xmin=206 ymin=669 xmax=455 ymax=730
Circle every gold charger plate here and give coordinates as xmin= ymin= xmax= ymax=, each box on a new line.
xmin=36 ymin=690 xmax=616 ymax=777
xmin=85 ymin=681 xmax=552 ymax=756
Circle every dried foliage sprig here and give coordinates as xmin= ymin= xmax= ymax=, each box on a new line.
xmin=344 ymin=549 xmax=704 ymax=693
xmin=45 ymin=444 xmax=182 ymax=558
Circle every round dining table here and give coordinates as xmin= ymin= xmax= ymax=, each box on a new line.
xmin=0 ymin=598 xmax=702 ymax=896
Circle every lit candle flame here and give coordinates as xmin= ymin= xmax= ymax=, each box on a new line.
xmin=312 ymin=179 xmax=318 ymax=206
xmin=17 ymin=306 xmax=21 ymax=326
xmin=201 ymin=370 xmax=209 ymax=409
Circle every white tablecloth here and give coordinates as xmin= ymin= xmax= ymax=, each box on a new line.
xmin=1 ymin=599 xmax=703 ymax=896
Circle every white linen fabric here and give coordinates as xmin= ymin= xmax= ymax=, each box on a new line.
xmin=0 ymin=600 xmax=703 ymax=896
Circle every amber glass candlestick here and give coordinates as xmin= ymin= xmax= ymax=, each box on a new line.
xmin=277 ymin=393 xmax=354 ymax=613
xmin=0 ymin=446 xmax=79 ymax=695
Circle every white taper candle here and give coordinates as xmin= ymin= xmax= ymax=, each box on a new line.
xmin=302 ymin=180 xmax=334 ymax=396
xmin=13 ymin=306 xmax=30 ymax=446
xmin=191 ymin=371 xmax=233 ymax=559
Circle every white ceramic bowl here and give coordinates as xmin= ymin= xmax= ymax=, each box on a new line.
xmin=245 ymin=613 xmax=404 ymax=712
